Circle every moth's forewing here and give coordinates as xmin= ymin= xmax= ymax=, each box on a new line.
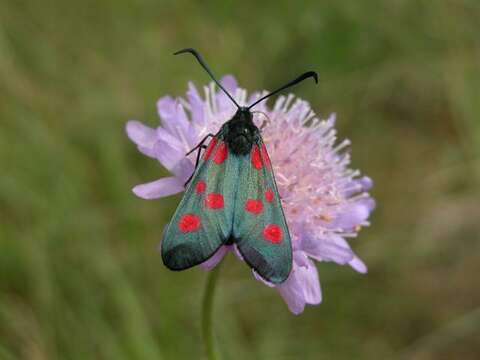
xmin=233 ymin=138 xmax=293 ymax=284
xmin=161 ymin=137 xmax=236 ymax=270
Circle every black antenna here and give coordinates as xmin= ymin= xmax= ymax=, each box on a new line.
xmin=248 ymin=71 xmax=318 ymax=110
xmin=174 ymin=48 xmax=240 ymax=109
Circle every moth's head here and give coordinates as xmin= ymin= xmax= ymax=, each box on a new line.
xmin=232 ymin=107 xmax=253 ymax=123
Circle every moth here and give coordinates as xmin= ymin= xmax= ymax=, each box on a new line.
xmin=162 ymin=48 xmax=317 ymax=284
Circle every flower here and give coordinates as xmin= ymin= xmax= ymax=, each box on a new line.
xmin=126 ymin=75 xmax=375 ymax=314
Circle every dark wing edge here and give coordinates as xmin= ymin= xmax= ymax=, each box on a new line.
xmin=161 ymin=236 xmax=224 ymax=271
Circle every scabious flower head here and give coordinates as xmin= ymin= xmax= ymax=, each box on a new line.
xmin=126 ymin=75 xmax=375 ymax=314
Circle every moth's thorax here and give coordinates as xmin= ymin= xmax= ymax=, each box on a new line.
xmin=223 ymin=107 xmax=259 ymax=155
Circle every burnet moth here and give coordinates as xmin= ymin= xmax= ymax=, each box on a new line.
xmin=161 ymin=48 xmax=318 ymax=284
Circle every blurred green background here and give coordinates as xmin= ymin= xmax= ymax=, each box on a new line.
xmin=1 ymin=0 xmax=479 ymax=359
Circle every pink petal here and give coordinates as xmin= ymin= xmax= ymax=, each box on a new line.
xmin=216 ymin=75 xmax=238 ymax=111
xmin=247 ymin=91 xmax=262 ymax=106
xmin=302 ymin=234 xmax=354 ymax=265
xmin=200 ymin=246 xmax=228 ymax=270
xmin=278 ymin=280 xmax=305 ymax=315
xmin=362 ymin=197 xmax=376 ymax=212
xmin=301 ymin=259 xmax=322 ymax=305
xmin=293 ymin=250 xmax=310 ymax=267
xmin=359 ymin=176 xmax=373 ymax=191
xmin=232 ymin=244 xmax=244 ymax=261
xmin=125 ymin=120 xmax=157 ymax=158
xmin=187 ymin=82 xmax=205 ymax=126
xmin=252 ymin=270 xmax=275 ymax=288
xmin=349 ymin=256 xmax=368 ymax=274
xmin=132 ymin=177 xmax=184 ymax=199
xmin=156 ymin=127 xmax=186 ymax=153
xmin=170 ymin=158 xmax=194 ymax=184
xmin=154 ymin=141 xmax=186 ymax=172
xmin=345 ymin=177 xmax=373 ymax=197
xmin=277 ymin=256 xmax=322 ymax=315
xmin=333 ymin=201 xmax=372 ymax=229
xmin=157 ymin=96 xmax=191 ymax=138
xmin=328 ymin=237 xmax=368 ymax=273
xmin=220 ymin=75 xmax=237 ymax=93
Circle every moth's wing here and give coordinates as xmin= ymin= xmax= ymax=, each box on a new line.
xmin=161 ymin=136 xmax=237 ymax=270
xmin=233 ymin=139 xmax=293 ymax=284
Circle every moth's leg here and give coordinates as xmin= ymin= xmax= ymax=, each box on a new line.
xmin=186 ymin=133 xmax=215 ymax=156
xmin=193 ymin=145 xmax=207 ymax=171
xmin=184 ymin=133 xmax=215 ymax=187
xmin=184 ymin=145 xmax=207 ymax=187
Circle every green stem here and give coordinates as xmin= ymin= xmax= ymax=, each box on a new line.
xmin=202 ymin=261 xmax=222 ymax=360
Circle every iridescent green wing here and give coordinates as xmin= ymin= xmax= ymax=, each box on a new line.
xmin=161 ymin=136 xmax=237 ymax=270
xmin=232 ymin=138 xmax=293 ymax=284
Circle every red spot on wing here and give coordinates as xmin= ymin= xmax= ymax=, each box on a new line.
xmin=251 ymin=145 xmax=263 ymax=170
xmin=265 ymin=188 xmax=274 ymax=203
xmin=205 ymin=193 xmax=224 ymax=209
xmin=263 ymin=224 xmax=283 ymax=244
xmin=203 ymin=138 xmax=218 ymax=161
xmin=195 ymin=180 xmax=206 ymax=193
xmin=178 ymin=214 xmax=201 ymax=233
xmin=213 ymin=142 xmax=228 ymax=164
xmin=245 ymin=199 xmax=263 ymax=214
xmin=261 ymin=143 xmax=271 ymax=168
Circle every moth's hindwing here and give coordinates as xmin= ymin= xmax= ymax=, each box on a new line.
xmin=233 ymin=138 xmax=293 ymax=284
xmin=161 ymin=136 xmax=236 ymax=270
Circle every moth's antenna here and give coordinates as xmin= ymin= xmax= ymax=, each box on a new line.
xmin=247 ymin=71 xmax=318 ymax=110
xmin=174 ymin=48 xmax=240 ymax=109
